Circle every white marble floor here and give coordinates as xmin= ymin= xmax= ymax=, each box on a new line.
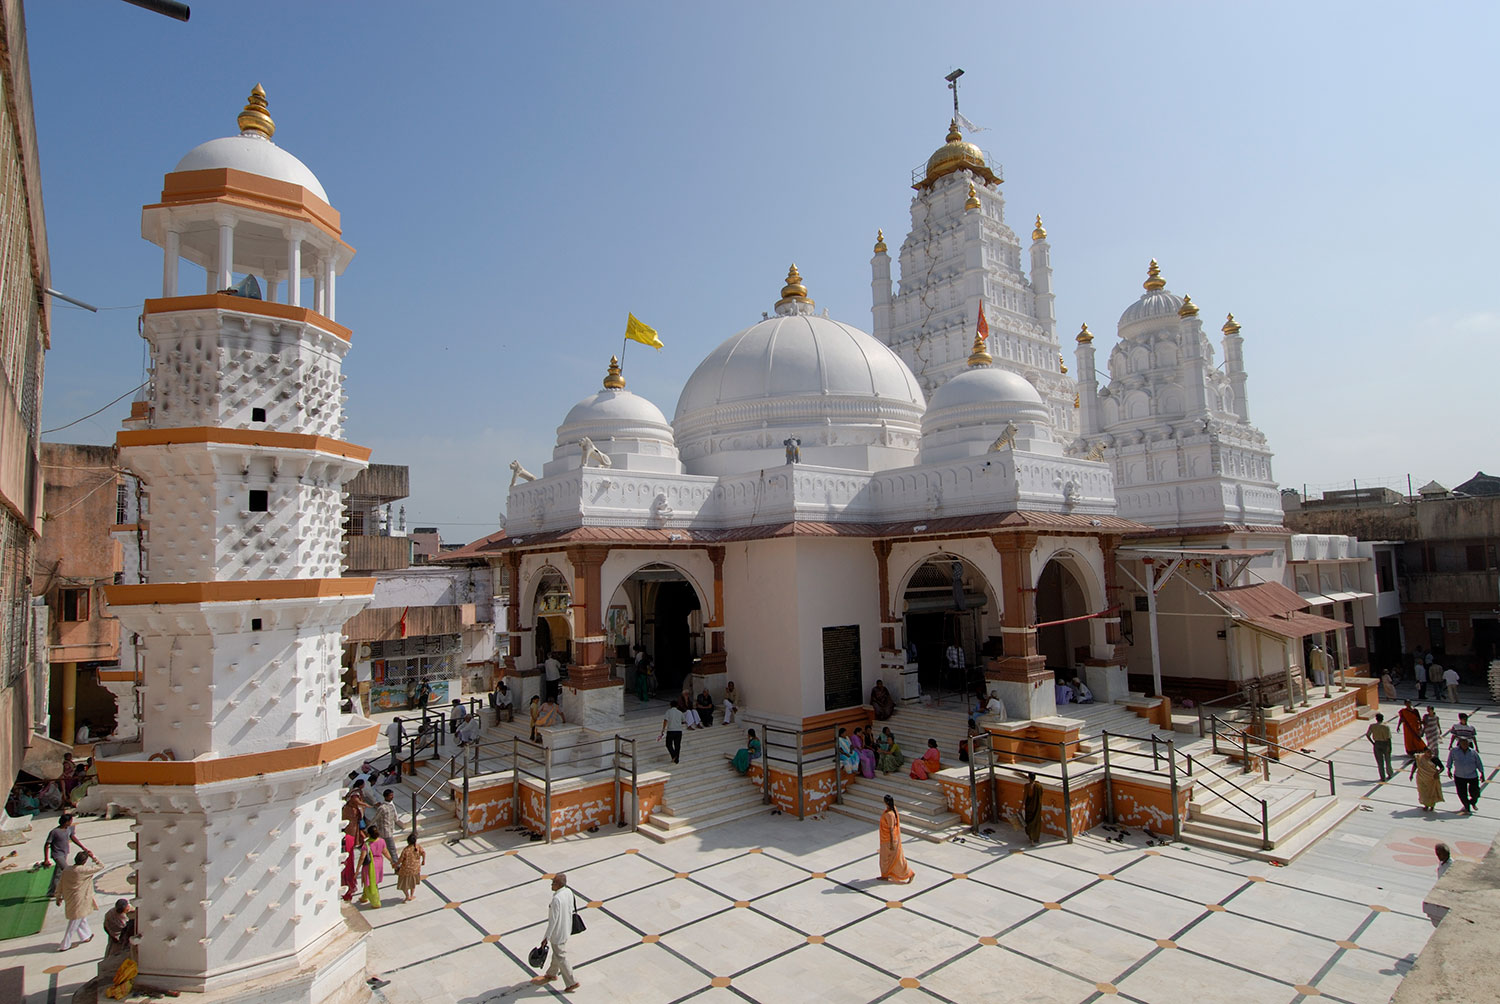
xmin=9 ymin=690 xmax=1496 ymax=1004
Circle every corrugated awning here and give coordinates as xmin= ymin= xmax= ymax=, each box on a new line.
xmin=1243 ymin=611 xmax=1351 ymax=639
xmin=1118 ymin=546 xmax=1274 ymax=558
xmin=1208 ymin=581 xmax=1308 ymax=619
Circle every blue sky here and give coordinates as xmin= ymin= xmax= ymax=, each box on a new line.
xmin=27 ymin=1 xmax=1499 ymax=540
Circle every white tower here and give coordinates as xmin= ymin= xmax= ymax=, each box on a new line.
xmin=872 ymin=120 xmax=1077 ymax=438
xmin=98 ymin=87 xmax=375 ymax=998
xmin=1086 ymin=261 xmax=1280 ymax=528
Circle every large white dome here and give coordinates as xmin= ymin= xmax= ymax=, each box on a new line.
xmin=544 ymin=358 xmax=681 ymax=476
xmin=673 ymin=267 xmax=925 ymax=477
xmin=174 ymin=134 xmax=329 ymax=203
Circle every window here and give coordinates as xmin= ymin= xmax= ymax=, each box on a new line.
xmin=252 ymin=407 xmax=266 ymax=422
xmin=116 ymin=484 xmax=128 ymax=524
xmin=821 ymin=625 xmax=863 ymax=711
xmin=251 ymin=618 xmax=263 ymax=631
xmin=249 ymin=490 xmax=268 ymax=512
xmin=61 ymin=588 xmax=90 ymax=622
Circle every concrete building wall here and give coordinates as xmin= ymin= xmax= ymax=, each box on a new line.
xmin=794 ymin=538 xmax=882 ymax=717
xmin=721 ymin=539 xmax=802 ymax=720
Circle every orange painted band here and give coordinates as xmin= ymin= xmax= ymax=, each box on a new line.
xmin=115 ymin=426 xmax=370 ymax=461
xmin=154 ymin=167 xmax=345 ymax=240
xmin=144 ymin=293 xmax=351 ymax=341
xmin=104 ymin=577 xmax=375 ymax=607
xmin=95 ymin=723 xmax=379 ymax=786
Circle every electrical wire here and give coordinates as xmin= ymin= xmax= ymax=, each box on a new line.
xmin=43 ymin=472 xmax=122 ymax=521
xmin=42 ymin=381 xmax=148 ymax=435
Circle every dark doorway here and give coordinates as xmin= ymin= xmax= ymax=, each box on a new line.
xmin=650 ymin=580 xmax=701 ymax=695
xmin=1036 ymin=560 xmax=1089 ymax=674
xmin=1471 ymin=618 xmax=1499 ymax=674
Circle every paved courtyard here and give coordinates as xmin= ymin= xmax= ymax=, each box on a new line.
xmin=9 ymin=695 xmax=1497 ymax=1004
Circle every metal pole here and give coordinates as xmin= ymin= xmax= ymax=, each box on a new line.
xmin=613 ymin=735 xmax=622 ymax=827
xmin=461 ymin=746 xmax=471 ymax=839
xmin=1260 ymin=799 xmax=1270 ymax=850
xmin=796 ymin=744 xmax=805 ymax=821
xmin=1152 ymin=735 xmax=1160 ymax=772
xmin=1241 ymin=727 xmax=1251 ymax=775
xmin=630 ymin=738 xmax=639 ymax=833
xmin=544 ymin=744 xmax=553 ymax=845
xmin=968 ymin=747 xmax=979 ymax=835
xmin=1327 ymin=760 xmax=1336 ymax=797
xmin=1101 ymin=733 xmax=1114 ymax=824
xmin=511 ymin=736 xmax=520 ymax=827
xmin=1060 ymin=740 xmax=1074 ymax=843
xmin=1146 ymin=563 xmax=1164 ymax=697
xmin=1167 ymin=739 xmax=1180 ymax=842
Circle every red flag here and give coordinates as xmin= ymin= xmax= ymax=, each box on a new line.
xmin=976 ymin=305 xmax=989 ymax=340
xmin=398 ymin=606 xmax=409 ymax=638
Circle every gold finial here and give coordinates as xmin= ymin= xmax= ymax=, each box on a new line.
xmin=1222 ymin=313 xmax=1241 ymax=335
xmin=1073 ymin=392 xmax=1081 ymax=409
xmin=946 ymin=118 xmax=963 ymax=143
xmin=1058 ymin=354 xmax=1068 ymax=375
xmin=874 ymin=229 xmax=887 ymax=254
xmin=1143 ymin=259 xmax=1165 ymax=291
xmin=1032 ymin=214 xmax=1047 ymax=241
xmin=775 ymin=264 xmax=814 ymax=310
xmin=964 ymin=182 xmax=981 ymax=211
xmin=1178 ymin=294 xmax=1199 ymax=318
xmin=603 ymin=355 xmax=626 ymax=390
xmin=237 ymin=83 xmax=275 ymax=139
xmin=1076 ymin=322 xmax=1094 ymax=344
xmin=966 ymin=328 xmax=992 ymax=367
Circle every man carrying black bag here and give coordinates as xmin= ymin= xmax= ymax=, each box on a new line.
xmin=531 ymin=872 xmax=582 ymax=992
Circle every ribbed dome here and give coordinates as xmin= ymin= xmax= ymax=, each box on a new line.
xmin=673 ymin=270 xmax=925 ymax=476
xmin=922 ymin=120 xmax=999 ymax=188
xmin=919 ymin=367 xmax=1056 ymax=463
xmin=174 ymin=133 xmax=329 ymax=203
xmin=546 ymin=384 xmax=681 ymax=477
xmin=1118 ymin=288 xmax=1185 ymax=331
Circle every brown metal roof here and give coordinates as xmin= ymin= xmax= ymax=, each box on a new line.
xmin=1119 ymin=547 xmax=1274 ymax=558
xmin=438 ymin=511 xmax=1151 ymax=558
xmin=1243 ymin=611 xmax=1351 ymax=639
xmin=1207 ymin=581 xmax=1308 ymax=619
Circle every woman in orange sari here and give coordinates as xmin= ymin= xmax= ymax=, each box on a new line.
xmin=1396 ymin=700 xmax=1426 ymax=758
xmin=878 ymin=795 xmax=914 ymax=884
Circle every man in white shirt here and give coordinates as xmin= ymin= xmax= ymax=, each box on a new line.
xmin=494 ymin=681 xmax=514 ymax=724
xmin=543 ymin=653 xmax=562 ymax=702
xmin=1413 ymin=659 xmax=1428 ymax=700
xmin=531 ymin=873 xmax=581 ymax=992
xmin=1442 ymin=665 xmax=1460 ymax=703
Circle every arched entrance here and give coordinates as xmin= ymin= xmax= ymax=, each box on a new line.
xmin=530 ymin=567 xmax=573 ymax=665
xmin=1035 ymin=557 xmax=1091 ymax=675
xmin=900 ymin=556 xmax=995 ymax=698
xmin=611 ymin=563 xmax=704 ymax=697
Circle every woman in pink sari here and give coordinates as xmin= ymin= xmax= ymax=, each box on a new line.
xmin=340 ymin=830 xmax=363 ymax=902
xmin=909 ymin=739 xmax=941 ymax=780
xmin=878 ymin=795 xmax=914 ymax=883
xmin=851 ymin=730 xmax=876 ymax=779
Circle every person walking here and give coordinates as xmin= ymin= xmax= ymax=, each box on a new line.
xmin=447 ymin=699 xmax=464 ymax=735
xmin=877 ymin=795 xmax=915 ymax=884
xmin=39 ymin=814 xmax=93 ymax=900
xmin=1442 ymin=665 xmax=1460 ymax=704
xmin=1396 ymin=701 xmax=1426 ymax=761
xmin=1366 ymin=714 xmax=1395 ymax=782
xmin=359 ymin=824 xmax=395 ymax=909
xmin=1409 ymin=750 xmax=1445 ymax=812
xmin=55 ymin=851 xmax=103 ymax=951
xmin=386 ymin=717 xmax=404 ymax=760
xmin=1413 ymin=658 xmax=1428 ymax=701
xmin=1447 ymin=712 xmax=1478 ymax=753
xmin=1022 ymin=772 xmax=1044 ymax=844
xmin=1448 ymin=738 xmax=1485 ymax=815
xmin=531 ymin=873 xmax=581 ymax=993
xmin=374 ymin=789 xmax=402 ymax=850
xmin=396 ymin=833 xmax=425 ymax=903
xmin=659 ymin=699 xmax=685 ymax=764
xmin=1422 ymin=707 xmax=1444 ymax=770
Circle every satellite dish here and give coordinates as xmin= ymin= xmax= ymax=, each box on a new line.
xmin=226 ymin=274 xmax=262 ymax=300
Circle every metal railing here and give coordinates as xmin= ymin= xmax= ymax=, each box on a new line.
xmin=1180 ymin=745 xmax=1271 ymax=849
xmin=456 ymin=732 xmax=640 ymax=844
xmin=407 ymin=752 xmax=463 ymax=834
xmin=1208 ymin=714 xmax=1337 ymax=796
xmin=749 ymin=720 xmax=845 ymax=820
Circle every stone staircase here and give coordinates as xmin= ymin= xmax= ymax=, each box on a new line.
xmin=826 ymin=703 xmax=973 ymax=842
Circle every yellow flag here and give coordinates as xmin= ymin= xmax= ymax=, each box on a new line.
xmin=625 ymin=313 xmax=663 ymax=350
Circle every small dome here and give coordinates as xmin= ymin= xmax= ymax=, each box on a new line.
xmin=175 ymin=134 xmax=329 ymax=202
xmin=546 ymin=362 xmax=680 ymax=477
xmin=920 ymin=367 xmax=1056 ymax=463
xmin=674 ymin=268 xmax=925 ymax=476
xmin=922 ymin=120 xmax=999 ymax=188
xmin=1117 ymin=261 xmax=1183 ymax=333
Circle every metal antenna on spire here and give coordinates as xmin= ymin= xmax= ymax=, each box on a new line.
xmin=945 ymin=68 xmax=964 ymax=115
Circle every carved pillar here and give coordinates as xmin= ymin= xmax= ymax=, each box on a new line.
xmin=988 ymin=533 xmax=1057 ymax=719
xmin=502 ymin=551 xmax=522 ymax=673
xmin=565 ymin=545 xmax=613 ymax=686
xmin=873 ymin=540 xmax=896 ymax=649
xmin=1081 ymin=536 xmax=1131 ymax=702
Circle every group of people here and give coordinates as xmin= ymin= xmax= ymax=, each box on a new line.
xmin=835 ymin=725 xmax=909 ymax=778
xmin=1053 ymin=677 xmax=1094 ymax=706
xmin=37 ymin=814 xmax=134 ymax=953
xmin=1369 ymin=701 xmax=1485 ymax=814
xmin=341 ymin=778 xmax=425 ymax=907
xmin=657 ymin=682 xmax=742 ymax=765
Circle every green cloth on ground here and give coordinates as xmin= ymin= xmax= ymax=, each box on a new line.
xmin=0 ymin=866 xmax=54 ymax=940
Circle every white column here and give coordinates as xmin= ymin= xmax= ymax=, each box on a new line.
xmin=324 ymin=259 xmax=336 ymax=321
xmin=216 ymin=221 xmax=234 ymax=291
xmin=314 ymin=267 xmax=325 ymax=315
xmin=287 ymin=233 xmax=302 ymax=307
xmin=163 ymin=230 xmax=179 ymax=298
xmin=262 ymin=270 xmax=276 ymax=304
